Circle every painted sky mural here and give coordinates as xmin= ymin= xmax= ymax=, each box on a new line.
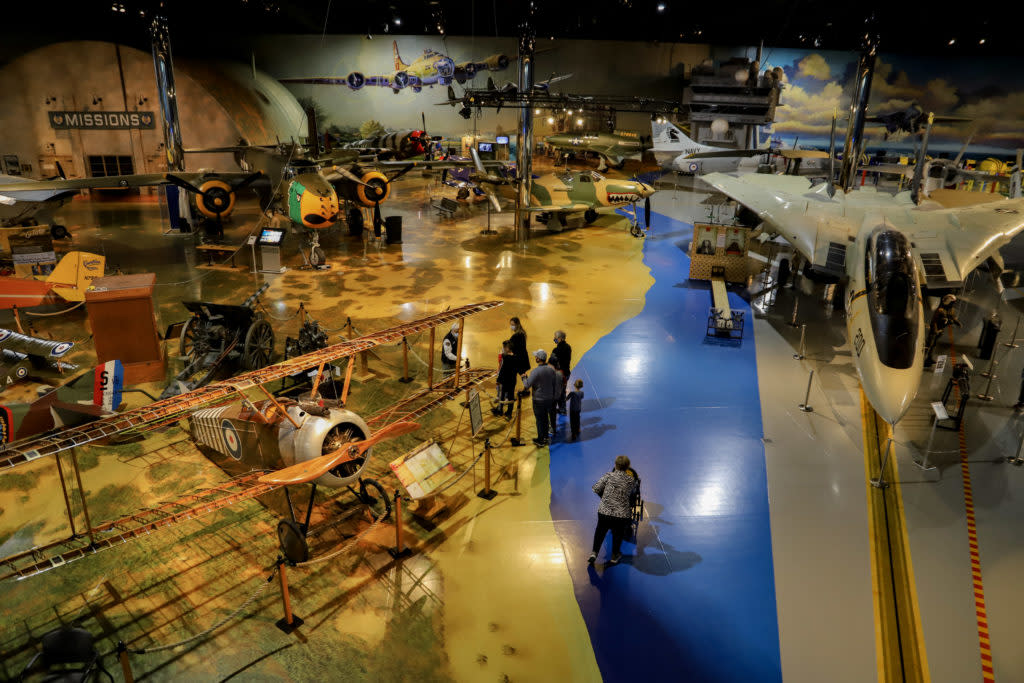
xmin=717 ymin=46 xmax=1024 ymax=156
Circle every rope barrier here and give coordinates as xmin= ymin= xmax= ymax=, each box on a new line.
xmin=294 ymin=506 xmax=389 ymax=568
xmin=23 ymin=301 xmax=85 ymax=317
xmin=125 ymin=563 xmax=280 ymax=655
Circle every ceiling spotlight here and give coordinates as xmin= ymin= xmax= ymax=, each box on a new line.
xmin=534 ymin=108 xmax=541 ymax=115
xmin=92 ymin=96 xmax=103 ymax=105
xmin=979 ymin=38 xmax=986 ymax=44
xmin=547 ymin=117 xmax=554 ymax=124
xmin=458 ymin=105 xmax=472 ymax=120
xmin=948 ymin=38 xmax=955 ymax=45
xmin=657 ymin=3 xmax=665 ymax=11
xmin=576 ymin=118 xmax=583 ymax=125
xmin=394 ymin=17 xmax=402 ymax=25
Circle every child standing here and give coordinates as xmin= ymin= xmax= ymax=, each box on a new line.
xmin=494 ymin=341 xmax=518 ymax=418
xmin=568 ymin=379 xmax=584 ymax=440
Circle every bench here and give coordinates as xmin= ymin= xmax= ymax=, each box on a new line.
xmin=194 ymin=243 xmax=242 ymax=270
xmin=431 ymin=197 xmax=460 ymax=220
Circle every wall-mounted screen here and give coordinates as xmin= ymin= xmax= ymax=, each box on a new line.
xmin=495 ymin=136 xmax=509 ymax=145
xmin=478 ymin=142 xmax=494 ymax=152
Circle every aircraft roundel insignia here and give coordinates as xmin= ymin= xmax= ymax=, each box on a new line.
xmin=688 ymin=162 xmax=699 ymax=172
xmin=0 ymin=330 xmax=11 ymax=342
xmin=15 ymin=366 xmax=28 ymax=379
xmin=50 ymin=342 xmax=73 ymax=357
xmin=221 ymin=420 xmax=242 ymax=460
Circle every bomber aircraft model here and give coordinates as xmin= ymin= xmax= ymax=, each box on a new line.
xmin=701 ymin=172 xmax=1024 ymax=426
xmin=544 ymin=130 xmax=648 ymax=171
xmin=280 ymin=40 xmax=512 ymax=94
xmin=0 ymin=301 xmax=503 ymax=582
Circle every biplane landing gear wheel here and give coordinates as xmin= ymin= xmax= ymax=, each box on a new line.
xmin=584 ymin=209 xmax=598 ymax=225
xmin=277 ymin=519 xmax=309 ymax=564
xmin=310 ymin=246 xmax=326 ymax=266
xmin=242 ymin=318 xmax=274 ymax=370
xmin=179 ymin=316 xmax=201 ymax=362
xmin=358 ymin=478 xmax=391 ymax=520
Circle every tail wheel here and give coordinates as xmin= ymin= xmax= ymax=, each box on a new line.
xmin=241 ymin=318 xmax=274 ymax=370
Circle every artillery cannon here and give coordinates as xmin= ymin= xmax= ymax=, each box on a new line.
xmin=161 ymin=283 xmax=275 ymax=398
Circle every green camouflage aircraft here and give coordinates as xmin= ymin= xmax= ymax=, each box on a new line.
xmin=469 ymin=151 xmax=655 ymax=233
xmin=543 ymin=130 xmax=648 ymax=171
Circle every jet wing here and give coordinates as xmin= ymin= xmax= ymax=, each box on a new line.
xmin=686 ymin=149 xmax=768 ymax=159
xmin=522 ymin=203 xmax=593 ymax=213
xmin=0 ymin=172 xmax=257 ymax=193
xmin=901 ymin=199 xmax=1024 ymax=286
xmin=701 ymin=173 xmax=854 ymax=277
xmin=0 ymin=300 xmax=503 ymax=471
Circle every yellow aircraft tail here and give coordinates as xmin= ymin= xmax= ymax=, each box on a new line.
xmin=393 ymin=40 xmax=408 ymax=70
xmin=46 ymin=251 xmax=105 ymax=302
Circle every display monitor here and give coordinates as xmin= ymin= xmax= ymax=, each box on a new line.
xmin=478 ymin=142 xmax=494 ymax=152
xmin=257 ymin=228 xmax=286 ymax=246
xmin=495 ymin=136 xmax=509 ymax=145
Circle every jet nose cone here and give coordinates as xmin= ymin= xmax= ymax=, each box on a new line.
xmin=860 ymin=362 xmax=921 ymax=425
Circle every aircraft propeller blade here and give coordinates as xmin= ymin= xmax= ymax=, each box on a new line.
xmin=952 ymin=129 xmax=975 ymax=167
xmin=165 ymin=174 xmax=207 ymax=197
xmin=257 ymin=421 xmax=421 ymax=486
xmin=827 ymin=109 xmax=837 ymax=198
xmin=331 ymin=166 xmax=370 ymax=187
xmin=374 ymin=200 xmax=383 ymax=229
xmin=470 ymin=147 xmax=487 ymax=175
xmin=234 ymin=172 xmax=264 ymax=191
xmin=56 ymin=161 xmax=66 ymax=180
xmin=910 ymin=112 xmax=934 ymax=204
xmin=644 ymin=195 xmax=651 ymax=228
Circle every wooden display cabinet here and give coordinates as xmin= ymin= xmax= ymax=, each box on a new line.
xmin=85 ymin=273 xmax=166 ymax=384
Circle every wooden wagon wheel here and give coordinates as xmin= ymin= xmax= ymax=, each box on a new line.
xmin=241 ymin=318 xmax=275 ymax=370
xmin=178 ymin=315 xmax=201 ymax=363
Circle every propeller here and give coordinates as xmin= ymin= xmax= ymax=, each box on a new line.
xmin=258 ymin=421 xmax=421 ymax=486
xmin=470 ymin=147 xmax=504 ymax=212
xmin=910 ymin=112 xmax=934 ymax=204
xmin=644 ymin=195 xmax=651 ymax=229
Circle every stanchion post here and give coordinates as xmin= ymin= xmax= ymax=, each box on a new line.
xmin=1007 ymin=430 xmax=1024 ymax=467
xmin=275 ymin=559 xmax=304 ymax=633
xmin=428 ymin=327 xmax=435 ymax=390
xmin=510 ymin=392 xmax=525 ymax=446
xmin=1004 ymin=314 xmax=1021 ymax=348
xmin=388 ymin=490 xmax=412 ymax=557
xmin=793 ymin=324 xmax=806 ymax=360
xmin=871 ymin=436 xmax=894 ymax=489
xmin=117 ymin=641 xmax=135 ymax=683
xmin=978 ymin=359 xmax=998 ymax=401
xmin=399 ymin=337 xmax=413 ymax=383
xmin=478 ymin=438 xmax=497 ymax=500
xmin=798 ymin=369 xmax=815 ymax=412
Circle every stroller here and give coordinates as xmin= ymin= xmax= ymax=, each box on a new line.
xmin=626 ymin=466 xmax=644 ymax=541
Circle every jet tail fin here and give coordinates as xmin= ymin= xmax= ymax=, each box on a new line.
xmin=45 ymin=251 xmax=105 ymax=302
xmin=393 ymin=40 xmax=408 ymax=70
xmin=650 ymin=119 xmax=703 ymax=151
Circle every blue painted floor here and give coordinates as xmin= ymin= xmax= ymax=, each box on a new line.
xmin=549 ymin=212 xmax=782 ymax=681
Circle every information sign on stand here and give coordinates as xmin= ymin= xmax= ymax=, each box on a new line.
xmin=468 ymin=389 xmax=483 ymax=436
xmin=257 ymin=228 xmax=287 ymax=274
xmin=389 ymin=441 xmax=456 ymax=500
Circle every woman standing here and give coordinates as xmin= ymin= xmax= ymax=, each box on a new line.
xmin=508 ymin=317 xmax=530 ymax=375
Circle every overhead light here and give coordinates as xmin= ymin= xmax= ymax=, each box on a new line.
xmin=394 ymin=17 xmax=401 ymax=25
xmin=948 ymin=38 xmax=955 ymax=45
xmin=576 ymin=118 xmax=583 ymax=125
xmin=458 ymin=105 xmax=472 ymax=120
xmin=979 ymin=38 xmax=986 ymax=44
xmin=657 ymin=2 xmax=665 ymax=11
xmin=547 ymin=116 xmax=554 ymax=124
xmin=534 ymin=108 xmax=541 ymax=115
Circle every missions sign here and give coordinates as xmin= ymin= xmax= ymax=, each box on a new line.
xmin=48 ymin=110 xmax=156 ymax=131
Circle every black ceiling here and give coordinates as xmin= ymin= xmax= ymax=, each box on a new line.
xmin=0 ymin=0 xmax=1009 ymax=58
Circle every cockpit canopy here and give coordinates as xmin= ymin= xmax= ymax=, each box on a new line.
xmin=865 ymin=228 xmax=919 ymax=369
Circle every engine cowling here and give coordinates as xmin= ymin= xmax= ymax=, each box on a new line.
xmin=277 ymin=406 xmax=371 ymax=487
xmin=346 ymin=72 xmax=365 ymax=90
xmin=393 ymin=71 xmax=410 ymax=89
xmin=194 ymin=178 xmax=236 ymax=219
xmin=484 ymin=54 xmax=510 ymax=71
xmin=337 ymin=170 xmax=390 ymax=208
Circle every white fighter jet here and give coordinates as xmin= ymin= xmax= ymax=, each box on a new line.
xmin=701 ymin=172 xmax=1024 ymax=425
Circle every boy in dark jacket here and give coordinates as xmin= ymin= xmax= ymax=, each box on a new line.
xmin=493 ymin=341 xmax=518 ymax=418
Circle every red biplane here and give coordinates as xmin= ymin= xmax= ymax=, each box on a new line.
xmin=0 ymin=300 xmax=502 ymax=581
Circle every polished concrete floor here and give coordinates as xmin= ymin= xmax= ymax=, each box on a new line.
xmin=2 ymin=172 xmax=1024 ymax=681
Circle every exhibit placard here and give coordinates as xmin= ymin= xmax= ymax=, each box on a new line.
xmin=48 ymin=111 xmax=156 ymax=130
xmin=468 ymin=389 xmax=482 ymax=436
xmin=389 ymin=441 xmax=456 ymax=500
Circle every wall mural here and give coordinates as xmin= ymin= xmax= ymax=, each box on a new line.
xmin=717 ymin=46 xmax=1024 ymax=156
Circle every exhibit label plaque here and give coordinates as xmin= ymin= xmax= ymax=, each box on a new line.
xmin=48 ymin=111 xmax=156 ymax=130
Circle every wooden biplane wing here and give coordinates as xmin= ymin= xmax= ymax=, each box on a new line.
xmin=0 ymin=300 xmax=502 ymax=471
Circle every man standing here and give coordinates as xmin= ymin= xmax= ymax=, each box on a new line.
xmin=550 ymin=330 xmax=572 ymax=415
xmin=521 ymin=349 xmax=560 ymax=446
xmin=441 ymin=322 xmax=460 ymax=374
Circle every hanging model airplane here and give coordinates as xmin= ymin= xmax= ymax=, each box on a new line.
xmin=280 ymin=40 xmax=512 ymax=94
xmin=701 ymin=171 xmax=1024 ymax=425
xmin=0 ymin=301 xmax=502 ymax=581
xmin=865 ymin=102 xmax=970 ymax=139
xmin=543 ymin=130 xmax=648 ymax=172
